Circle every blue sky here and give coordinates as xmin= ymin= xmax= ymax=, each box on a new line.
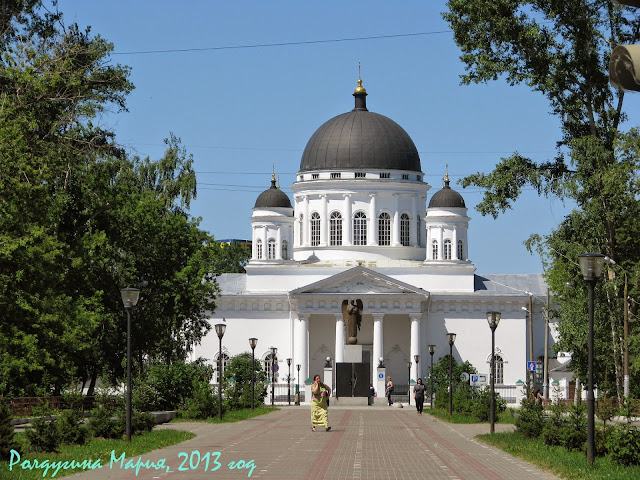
xmin=57 ymin=0 xmax=640 ymax=274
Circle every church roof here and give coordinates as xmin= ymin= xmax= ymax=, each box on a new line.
xmin=474 ymin=274 xmax=547 ymax=297
xmin=428 ymin=174 xmax=466 ymax=208
xmin=299 ymin=80 xmax=421 ymax=173
xmin=254 ymin=175 xmax=292 ymax=209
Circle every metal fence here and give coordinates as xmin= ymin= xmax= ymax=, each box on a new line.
xmin=10 ymin=396 xmax=99 ymax=417
xmin=264 ymin=382 xmax=305 ymax=404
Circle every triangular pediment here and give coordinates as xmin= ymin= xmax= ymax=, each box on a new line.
xmin=290 ymin=267 xmax=429 ymax=297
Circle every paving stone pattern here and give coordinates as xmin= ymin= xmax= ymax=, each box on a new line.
xmin=68 ymin=406 xmax=559 ymax=480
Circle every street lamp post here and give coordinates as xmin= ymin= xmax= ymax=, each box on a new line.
xmin=446 ymin=333 xmax=456 ymax=416
xmin=407 ymin=361 xmax=412 ymax=405
xmin=120 ymin=287 xmax=140 ymax=443
xmin=428 ymin=345 xmax=435 ymax=409
xmin=486 ymin=311 xmax=502 ymax=434
xmin=249 ymin=338 xmax=258 ymax=410
xmin=296 ymin=364 xmax=301 ymax=404
xmin=579 ymin=252 xmax=605 ymax=465
xmin=270 ymin=347 xmax=277 ymax=406
xmin=287 ymin=358 xmax=292 ymax=406
xmin=215 ymin=323 xmax=226 ymax=421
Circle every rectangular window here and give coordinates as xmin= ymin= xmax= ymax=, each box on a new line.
xmin=379 ymin=173 xmax=390 ymax=179
xmin=330 ymin=172 xmax=341 ymax=179
xmin=402 ymin=174 xmax=409 ymax=180
xmin=312 ymin=173 xmax=319 ymax=179
xmin=355 ymin=172 xmax=366 ymax=178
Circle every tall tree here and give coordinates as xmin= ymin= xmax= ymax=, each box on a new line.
xmin=443 ymin=0 xmax=640 ymax=398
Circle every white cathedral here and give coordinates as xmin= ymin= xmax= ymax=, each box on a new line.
xmin=192 ymin=78 xmax=572 ymax=403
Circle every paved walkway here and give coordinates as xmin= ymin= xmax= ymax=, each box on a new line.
xmin=66 ymin=406 xmax=559 ymax=480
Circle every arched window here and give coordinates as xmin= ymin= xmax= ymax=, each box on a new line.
xmin=214 ymin=353 xmax=230 ymax=383
xmin=353 ymin=211 xmax=367 ymax=245
xmin=378 ymin=212 xmax=391 ymax=246
xmin=416 ymin=215 xmax=421 ymax=247
xmin=494 ymin=355 xmax=504 ymax=384
xmin=267 ymin=238 xmax=276 ymax=259
xmin=444 ymin=239 xmax=452 ymax=260
xmin=330 ymin=211 xmax=342 ymax=246
xmin=299 ymin=214 xmax=303 ymax=245
xmin=432 ymin=239 xmax=438 ymax=259
xmin=310 ymin=212 xmax=320 ymax=246
xmin=263 ymin=353 xmax=279 ymax=381
xmin=400 ymin=213 xmax=410 ymax=246
xmin=281 ymin=240 xmax=288 ymax=260
xmin=457 ymin=239 xmax=464 ymax=260
xmin=256 ymin=238 xmax=263 ymax=259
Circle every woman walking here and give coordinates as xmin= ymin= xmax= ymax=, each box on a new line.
xmin=310 ymin=375 xmax=331 ymax=431
xmin=385 ymin=376 xmax=394 ymax=406
xmin=413 ymin=378 xmax=426 ymax=414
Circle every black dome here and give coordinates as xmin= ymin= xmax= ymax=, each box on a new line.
xmin=254 ymin=177 xmax=292 ymax=209
xmin=299 ymin=86 xmax=421 ymax=172
xmin=428 ymin=177 xmax=466 ymax=208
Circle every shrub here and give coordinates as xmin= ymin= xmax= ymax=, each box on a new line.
xmin=58 ymin=409 xmax=87 ymax=445
xmin=515 ymin=398 xmax=544 ymax=438
xmin=0 ymin=399 xmax=19 ymax=459
xmin=132 ymin=381 xmax=162 ymax=412
xmin=470 ymin=387 xmax=507 ymax=422
xmin=185 ymin=383 xmax=219 ymax=419
xmin=560 ymin=402 xmax=586 ymax=451
xmin=453 ymin=385 xmax=474 ymax=415
xmin=25 ymin=404 xmax=60 ymax=453
xmin=542 ymin=404 xmax=566 ymax=446
xmin=222 ymin=352 xmax=268 ymax=410
xmin=595 ymin=424 xmax=614 ymax=457
xmin=87 ymin=407 xmax=124 ymax=439
xmin=606 ymin=424 xmax=640 ymax=466
xmin=128 ymin=411 xmax=157 ymax=434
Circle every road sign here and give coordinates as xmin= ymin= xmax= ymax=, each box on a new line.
xmin=378 ymin=373 xmax=384 ymax=379
xmin=272 ymin=363 xmax=279 ymax=372
xmin=527 ymin=361 xmax=537 ymax=371
xmin=470 ymin=374 xmax=479 ymax=383
xmin=460 ymin=372 xmax=470 ymax=382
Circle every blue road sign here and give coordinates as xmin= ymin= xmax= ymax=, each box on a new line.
xmin=378 ymin=373 xmax=384 ymax=379
xmin=272 ymin=363 xmax=279 ymax=372
xmin=470 ymin=374 xmax=479 ymax=383
xmin=527 ymin=361 xmax=537 ymax=371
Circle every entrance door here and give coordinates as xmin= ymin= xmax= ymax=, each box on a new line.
xmin=335 ymin=362 xmax=371 ymax=397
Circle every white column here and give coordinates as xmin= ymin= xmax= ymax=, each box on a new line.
xmin=343 ymin=194 xmax=352 ymax=246
xmin=411 ymin=195 xmax=418 ymax=247
xmin=303 ymin=196 xmax=309 ymax=247
xmin=320 ymin=194 xmax=328 ymax=246
xmin=334 ymin=313 xmax=345 ymax=363
xmin=275 ymin=227 xmax=282 ymax=260
xmin=251 ymin=226 xmax=257 ymax=259
xmin=262 ymin=227 xmax=268 ymax=259
xmin=392 ymin=194 xmax=400 ymax=246
xmin=410 ymin=313 xmax=421 ymax=381
xmin=368 ymin=193 xmax=377 ymax=245
xmin=372 ymin=313 xmax=384 ymax=390
xmin=426 ymin=225 xmax=432 ymax=259
xmin=294 ymin=313 xmax=310 ymax=382
xmin=438 ymin=226 xmax=444 ymax=260
xmin=452 ymin=227 xmax=458 ymax=260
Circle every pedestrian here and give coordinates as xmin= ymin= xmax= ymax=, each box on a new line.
xmin=413 ymin=378 xmax=426 ymax=414
xmin=368 ymin=383 xmax=375 ymax=405
xmin=310 ymin=374 xmax=331 ymax=432
xmin=385 ymin=376 xmax=394 ymax=406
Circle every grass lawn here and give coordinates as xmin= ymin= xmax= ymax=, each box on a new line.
xmin=0 ymin=429 xmax=195 ymax=480
xmin=424 ymin=407 xmax=517 ymax=424
xmin=172 ymin=404 xmax=278 ymax=424
xmin=478 ymin=431 xmax=640 ymax=480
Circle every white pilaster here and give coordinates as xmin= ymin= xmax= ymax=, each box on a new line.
xmin=452 ymin=227 xmax=458 ymax=260
xmin=334 ymin=313 xmax=345 ymax=363
xmin=276 ymin=227 xmax=282 ymax=260
xmin=409 ymin=313 xmax=421 ymax=382
xmin=372 ymin=313 xmax=384 ymax=389
xmin=438 ymin=226 xmax=444 ymax=260
xmin=426 ymin=225 xmax=432 ymax=259
xmin=343 ymin=194 xmax=352 ymax=246
xmin=303 ymin=195 xmax=309 ymax=247
xmin=368 ymin=193 xmax=377 ymax=245
xmin=392 ymin=194 xmax=400 ymax=246
xmin=262 ymin=227 xmax=268 ymax=259
xmin=320 ymin=194 xmax=328 ymax=246
xmin=411 ymin=195 xmax=418 ymax=247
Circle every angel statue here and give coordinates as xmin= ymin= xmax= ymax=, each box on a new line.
xmin=342 ymin=299 xmax=363 ymax=345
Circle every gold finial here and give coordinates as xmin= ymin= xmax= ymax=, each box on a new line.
xmin=354 ymin=61 xmax=367 ymax=94
xmin=271 ymin=163 xmax=276 ymax=187
xmin=444 ymin=164 xmax=450 ymax=186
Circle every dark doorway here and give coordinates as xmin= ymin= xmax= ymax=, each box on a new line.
xmin=336 ymin=362 xmax=370 ymax=397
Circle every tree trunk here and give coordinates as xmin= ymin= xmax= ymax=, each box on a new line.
xmin=86 ymin=371 xmax=98 ymax=397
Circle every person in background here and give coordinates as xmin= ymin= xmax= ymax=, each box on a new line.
xmin=413 ymin=378 xmax=426 ymax=415
xmin=310 ymin=374 xmax=331 ymax=431
xmin=368 ymin=383 xmax=375 ymax=405
xmin=385 ymin=376 xmax=394 ymax=406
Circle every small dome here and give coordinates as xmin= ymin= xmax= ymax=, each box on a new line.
xmin=254 ymin=175 xmax=292 ymax=209
xmin=428 ymin=175 xmax=466 ymax=208
xmin=299 ymin=81 xmax=421 ymax=173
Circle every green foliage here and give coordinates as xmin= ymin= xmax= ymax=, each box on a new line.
xmin=515 ymin=399 xmax=544 ymax=438
xmin=57 ymin=410 xmax=87 ymax=445
xmin=431 ymin=355 xmax=476 ymax=410
xmin=470 ymin=387 xmax=507 ymax=422
xmin=211 ymin=242 xmax=251 ymax=274
xmin=542 ymin=404 xmax=566 ymax=447
xmin=561 ymin=402 xmax=587 ymax=451
xmin=130 ymin=411 xmax=157 ymax=434
xmin=184 ymin=383 xmax=219 ymax=420
xmin=0 ymin=398 xmax=19 ymax=459
xmin=25 ymin=404 xmax=60 ymax=453
xmin=606 ymin=424 xmax=640 ymax=466
xmin=87 ymin=407 xmax=124 ymax=440
xmin=223 ymin=352 xmax=268 ymax=410
xmin=134 ymin=360 xmax=214 ymax=411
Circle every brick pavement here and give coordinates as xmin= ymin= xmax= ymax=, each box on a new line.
xmin=58 ymin=406 xmax=559 ymax=480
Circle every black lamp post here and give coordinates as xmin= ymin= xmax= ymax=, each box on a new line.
xmin=120 ymin=287 xmax=140 ymax=443
xmin=446 ymin=333 xmax=456 ymax=416
xmin=579 ymin=252 xmax=605 ymax=465
xmin=215 ymin=323 xmax=226 ymax=421
xmin=414 ymin=354 xmax=420 ymax=380
xmin=270 ymin=347 xmax=277 ymax=406
xmin=287 ymin=358 xmax=292 ymax=406
xmin=487 ymin=311 xmax=501 ymax=434
xmin=249 ymin=337 xmax=258 ymax=410
xmin=296 ymin=363 xmax=301 ymax=403
xmin=428 ymin=345 xmax=435 ymax=409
